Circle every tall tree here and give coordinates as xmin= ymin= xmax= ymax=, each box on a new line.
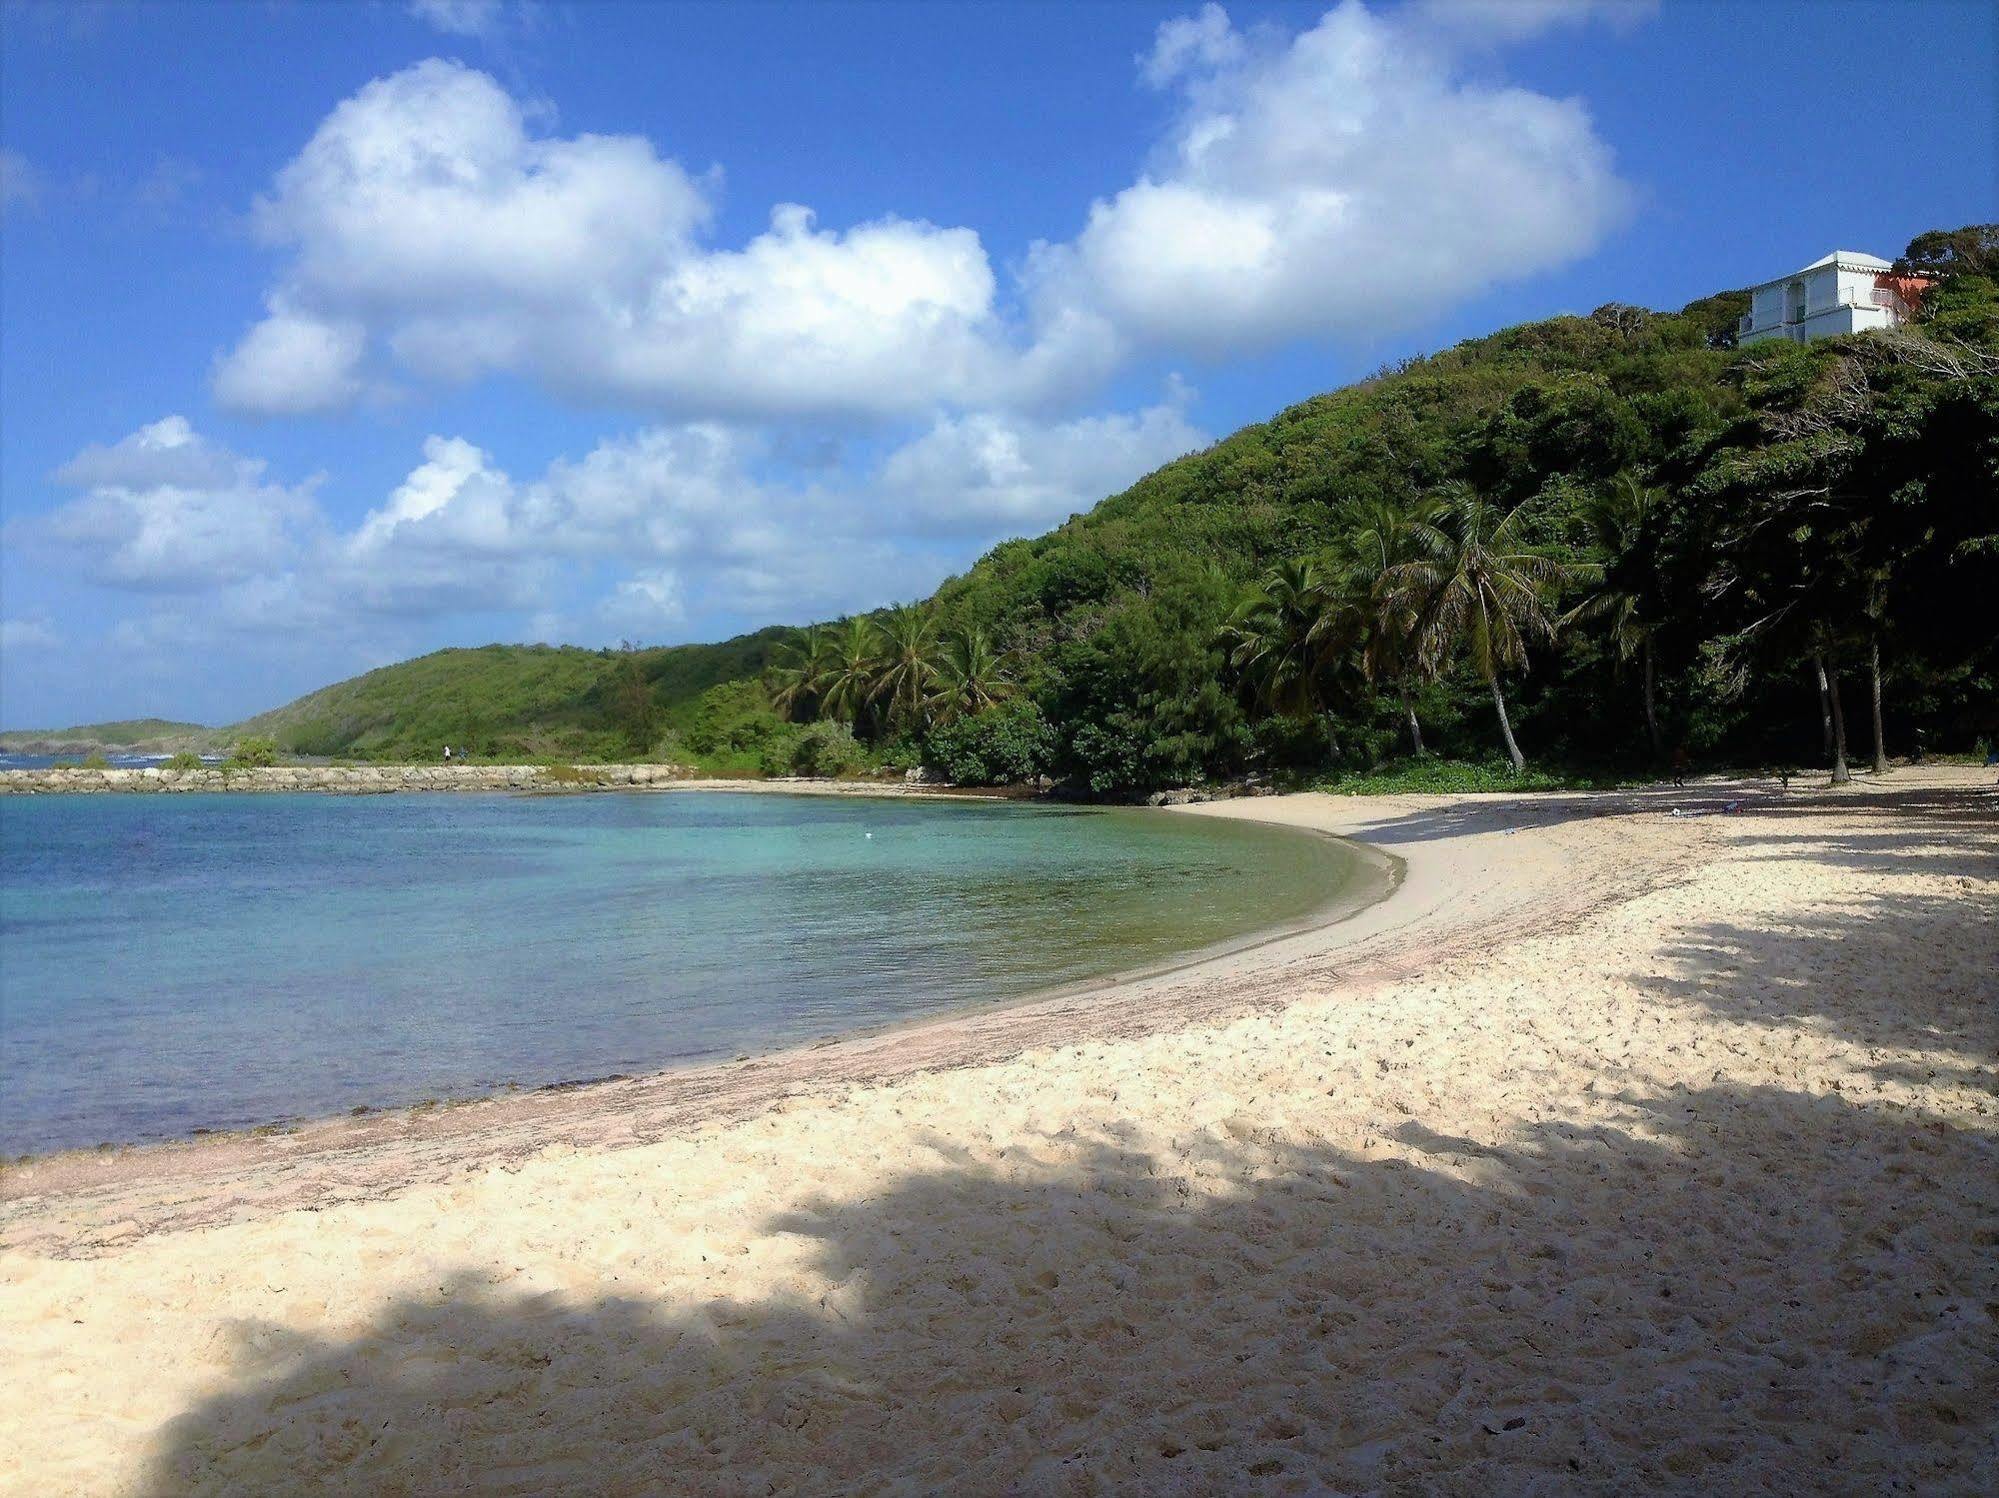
xmin=930 ymin=628 xmax=1015 ymax=724
xmin=609 ymin=641 xmax=659 ymax=755
xmin=1561 ymin=473 xmax=1667 ymax=760
xmin=1220 ymin=558 xmax=1352 ymax=748
xmin=1387 ymin=483 xmax=1572 ymax=773
xmin=766 ymin=625 xmax=831 ymax=720
xmin=1333 ymin=495 xmax=1440 ymax=756
xmin=817 ymin=617 xmax=882 ymax=729
xmin=870 ymin=602 xmax=945 ymax=731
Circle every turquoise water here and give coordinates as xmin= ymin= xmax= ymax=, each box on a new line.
xmin=0 ymin=791 xmax=1361 ymax=1155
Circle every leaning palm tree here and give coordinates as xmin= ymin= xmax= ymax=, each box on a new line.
xmin=1385 ymin=482 xmax=1573 ymax=774
xmin=1560 ymin=473 xmax=1665 ymax=759
xmin=929 ymin=627 xmax=1015 ymax=724
xmin=1333 ymin=494 xmax=1441 ymax=756
xmin=817 ymin=616 xmax=882 ymax=728
xmin=766 ymin=625 xmax=832 ymax=720
xmin=869 ymin=602 xmax=945 ymax=731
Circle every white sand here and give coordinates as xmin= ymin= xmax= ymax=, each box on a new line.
xmin=1 ymin=770 xmax=1993 ymax=1494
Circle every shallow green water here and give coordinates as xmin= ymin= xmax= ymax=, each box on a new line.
xmin=0 ymin=790 xmax=1364 ymax=1153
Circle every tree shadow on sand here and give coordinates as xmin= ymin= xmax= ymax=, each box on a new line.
xmin=1628 ymin=819 xmax=1996 ymax=1080
xmin=135 ymin=786 xmax=1997 ymax=1495
xmin=141 ymin=1077 xmax=1996 ymax=1496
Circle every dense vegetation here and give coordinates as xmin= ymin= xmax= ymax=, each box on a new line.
xmin=734 ymin=225 xmax=1997 ymax=791
xmin=25 ymin=227 xmax=1992 ymax=793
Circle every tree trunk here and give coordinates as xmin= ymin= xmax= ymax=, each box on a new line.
xmin=1869 ymin=636 xmax=1889 ymax=775
xmin=1641 ymin=637 xmax=1662 ymax=760
xmin=1399 ymin=683 xmax=1426 ymax=757
xmin=1824 ymin=657 xmax=1851 ymax=785
xmin=1490 ymin=673 xmax=1525 ymax=774
xmin=1813 ymin=657 xmax=1834 ymax=764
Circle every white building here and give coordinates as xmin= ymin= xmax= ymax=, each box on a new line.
xmin=1737 ymin=251 xmax=1924 ymax=346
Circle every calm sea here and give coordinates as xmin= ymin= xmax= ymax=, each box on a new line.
xmin=0 ymin=791 xmax=1363 ymax=1155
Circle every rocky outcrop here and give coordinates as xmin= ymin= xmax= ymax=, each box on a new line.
xmin=0 ymin=764 xmax=693 ymax=795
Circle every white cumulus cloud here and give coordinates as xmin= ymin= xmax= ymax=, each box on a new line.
xmin=882 ymin=386 xmax=1206 ymax=535
xmin=1027 ymin=2 xmax=1632 ymax=354
xmin=211 ymin=302 xmax=368 ymax=415
xmin=31 ymin=389 xmax=1208 ymax=648
xmin=35 ymin=416 xmax=322 ymax=591
xmin=212 ymin=60 xmax=1033 ymax=420
xmin=213 ymin=8 xmax=1635 ymax=417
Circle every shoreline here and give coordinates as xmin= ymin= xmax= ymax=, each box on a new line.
xmin=0 ymin=776 xmax=1725 ymax=1233
xmin=0 ymin=807 xmax=1396 ymax=1171
xmin=0 ymin=762 xmax=1018 ymax=797
xmin=1 ymin=770 xmax=1992 ymax=1492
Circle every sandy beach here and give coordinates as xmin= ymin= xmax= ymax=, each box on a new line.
xmin=1 ymin=769 xmax=1993 ymax=1494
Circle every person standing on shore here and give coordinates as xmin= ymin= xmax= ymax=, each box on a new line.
xmin=1671 ymin=745 xmax=1689 ymax=788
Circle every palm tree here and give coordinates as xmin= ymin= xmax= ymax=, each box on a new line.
xmin=766 ymin=625 xmax=831 ymax=719
xmin=930 ymin=627 xmax=1015 ymax=724
xmin=1385 ymin=482 xmax=1573 ymax=774
xmin=869 ymin=602 xmax=945 ymax=730
xmin=1220 ymin=558 xmax=1354 ymax=750
xmin=817 ymin=617 xmax=881 ymax=728
xmin=1561 ymin=473 xmax=1665 ymax=760
xmin=1333 ymin=494 xmax=1440 ymax=756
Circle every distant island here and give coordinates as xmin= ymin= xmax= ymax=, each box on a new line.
xmin=12 ymin=225 xmax=1994 ymax=797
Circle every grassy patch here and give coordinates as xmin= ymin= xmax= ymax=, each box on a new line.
xmin=1299 ymin=758 xmax=1635 ymax=795
xmin=535 ymin=763 xmax=606 ymax=785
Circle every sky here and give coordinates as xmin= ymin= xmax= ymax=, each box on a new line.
xmin=1 ymin=0 xmax=1993 ymax=729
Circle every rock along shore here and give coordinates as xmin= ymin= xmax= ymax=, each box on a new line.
xmin=0 ymin=763 xmax=692 ymax=795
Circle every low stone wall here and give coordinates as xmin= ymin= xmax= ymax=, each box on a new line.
xmin=0 ymin=763 xmax=692 ymax=795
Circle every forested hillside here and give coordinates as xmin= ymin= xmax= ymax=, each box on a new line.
xmin=61 ymin=225 xmax=1992 ymax=791
xmin=749 ymin=225 xmax=1999 ymax=791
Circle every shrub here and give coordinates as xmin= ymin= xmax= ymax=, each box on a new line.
xmin=165 ymin=751 xmax=203 ymax=772
xmin=925 ymin=700 xmax=1056 ymax=786
xmin=681 ymin=680 xmax=790 ymax=757
xmin=777 ymin=720 xmax=869 ymax=778
xmin=226 ymin=736 xmax=280 ymax=768
xmin=872 ymin=734 xmax=924 ymax=774
xmin=80 ymin=751 xmax=111 ymax=770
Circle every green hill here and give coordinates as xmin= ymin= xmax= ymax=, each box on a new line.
xmin=225 ymin=630 xmax=791 ymax=761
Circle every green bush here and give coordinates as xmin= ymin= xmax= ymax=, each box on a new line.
xmin=872 ymin=734 xmax=924 ymax=774
xmin=225 ymin=736 xmax=280 ymax=768
xmin=80 ymin=751 xmax=111 ymax=769
xmin=536 ymin=763 xmax=603 ymax=785
xmin=680 ymin=680 xmax=791 ymax=757
xmin=165 ymin=751 xmax=203 ymax=772
xmin=767 ymin=720 xmax=869 ymax=778
xmin=925 ymin=700 xmax=1056 ymax=786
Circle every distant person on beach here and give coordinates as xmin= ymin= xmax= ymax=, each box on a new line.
xmin=1671 ymin=745 xmax=1689 ymax=788
xmin=443 ymin=745 xmax=452 ymax=762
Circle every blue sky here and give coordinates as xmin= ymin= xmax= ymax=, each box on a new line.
xmin=1 ymin=0 xmax=1993 ymax=729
